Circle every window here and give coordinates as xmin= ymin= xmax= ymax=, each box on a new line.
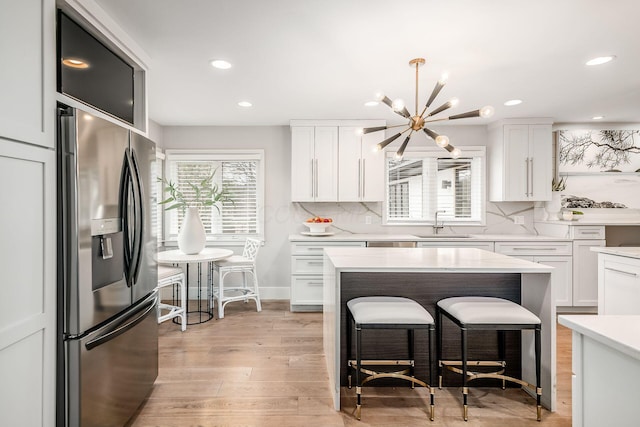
xmin=163 ymin=150 xmax=264 ymax=242
xmin=384 ymin=146 xmax=485 ymax=225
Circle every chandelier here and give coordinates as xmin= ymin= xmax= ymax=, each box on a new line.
xmin=363 ymin=58 xmax=494 ymax=159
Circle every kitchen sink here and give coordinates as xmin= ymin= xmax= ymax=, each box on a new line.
xmin=414 ymin=234 xmax=472 ymax=238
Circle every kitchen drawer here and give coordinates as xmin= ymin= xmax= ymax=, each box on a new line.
xmin=570 ymin=226 xmax=605 ymax=240
xmin=494 ymin=241 xmax=572 ymax=256
xmin=417 ymin=241 xmax=495 ymax=251
xmin=291 ymin=255 xmax=325 ymax=274
xmin=291 ymin=241 xmax=365 ymax=255
xmin=291 ymin=275 xmax=324 ymax=305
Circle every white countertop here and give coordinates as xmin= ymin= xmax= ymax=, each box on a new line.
xmin=537 ymin=219 xmax=640 ymax=226
xmin=289 ymin=233 xmax=570 ymax=242
xmin=558 ymin=315 xmax=640 ymax=361
xmin=591 ymin=246 xmax=640 ymax=260
xmin=323 ymin=247 xmax=554 ymax=273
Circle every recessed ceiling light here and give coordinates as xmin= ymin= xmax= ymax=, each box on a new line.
xmin=210 ymin=59 xmax=232 ymax=69
xmin=504 ymin=99 xmax=522 ymax=106
xmin=364 ymin=101 xmax=379 ymax=107
xmin=238 ymin=101 xmax=252 ymax=107
xmin=586 ymin=56 xmax=616 ymax=66
xmin=592 ymin=115 xmax=604 ymax=120
xmin=62 ymin=58 xmax=89 ymax=69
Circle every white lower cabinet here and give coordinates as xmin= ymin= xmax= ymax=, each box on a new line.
xmin=417 ymin=241 xmax=495 ymax=251
xmin=598 ymin=254 xmax=640 ymax=315
xmin=573 ymin=240 xmax=605 ymax=306
xmin=494 ymin=241 xmax=573 ymax=306
xmin=290 ymin=241 xmax=365 ymax=310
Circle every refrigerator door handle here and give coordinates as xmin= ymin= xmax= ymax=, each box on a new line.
xmin=85 ymin=292 xmax=157 ymax=351
xmin=130 ymin=148 xmax=145 ymax=284
xmin=120 ymin=148 xmax=136 ymax=286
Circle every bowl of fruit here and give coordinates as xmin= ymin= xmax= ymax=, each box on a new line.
xmin=303 ymin=216 xmax=333 ymax=233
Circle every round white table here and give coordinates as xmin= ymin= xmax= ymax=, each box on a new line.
xmin=157 ymin=248 xmax=233 ymax=324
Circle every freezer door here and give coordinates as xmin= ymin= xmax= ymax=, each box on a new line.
xmin=59 ymin=107 xmax=132 ymax=335
xmin=65 ymin=291 xmax=158 ymax=427
xmin=129 ymin=132 xmax=158 ymax=303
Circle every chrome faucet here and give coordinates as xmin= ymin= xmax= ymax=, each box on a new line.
xmin=433 ymin=210 xmax=446 ymax=234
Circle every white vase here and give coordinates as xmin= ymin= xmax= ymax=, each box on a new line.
xmin=544 ymin=192 xmax=562 ymax=220
xmin=178 ymin=207 xmax=206 ymax=254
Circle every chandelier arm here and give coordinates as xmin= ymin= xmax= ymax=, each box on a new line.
xmin=395 ymin=132 xmax=414 ymax=159
xmin=448 ymin=109 xmax=481 ymax=120
xmin=424 ymin=80 xmax=446 ymax=113
xmin=415 ymin=62 xmax=420 ymax=116
xmin=379 ymin=95 xmax=394 ymax=109
xmin=375 ymin=127 xmax=411 ymax=151
xmin=423 ymin=127 xmax=439 ymax=140
xmin=426 ymin=100 xmax=454 ymax=117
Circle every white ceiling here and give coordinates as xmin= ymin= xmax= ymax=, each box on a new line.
xmin=94 ymin=0 xmax=640 ymax=127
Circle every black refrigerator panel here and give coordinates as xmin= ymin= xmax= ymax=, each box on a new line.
xmin=65 ymin=291 xmax=158 ymax=427
xmin=59 ymin=107 xmax=131 ymax=335
xmin=129 ymin=131 xmax=158 ymax=304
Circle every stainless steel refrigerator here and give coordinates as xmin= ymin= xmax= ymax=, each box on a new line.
xmin=56 ymin=105 xmax=158 ymax=427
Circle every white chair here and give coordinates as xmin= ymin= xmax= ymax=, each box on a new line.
xmin=156 ymin=265 xmax=187 ymax=331
xmin=212 ymin=238 xmax=262 ymax=319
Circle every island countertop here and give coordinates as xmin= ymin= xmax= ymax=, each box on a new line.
xmin=323 ymin=246 xmax=554 ymax=273
xmin=591 ymin=246 xmax=640 ymax=260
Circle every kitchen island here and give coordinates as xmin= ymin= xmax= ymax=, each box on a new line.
xmin=322 ymin=247 xmax=556 ymax=411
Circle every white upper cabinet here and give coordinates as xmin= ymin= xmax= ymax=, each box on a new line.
xmin=488 ymin=120 xmax=552 ymax=202
xmin=291 ymin=120 xmax=385 ymax=202
xmin=0 ymin=0 xmax=55 ymax=148
xmin=291 ymin=126 xmax=338 ymax=201
xmin=338 ymin=126 xmax=385 ymax=202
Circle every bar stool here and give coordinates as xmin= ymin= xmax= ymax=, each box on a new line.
xmin=436 ymin=296 xmax=541 ymax=421
xmin=156 ymin=265 xmax=187 ymax=331
xmin=346 ymin=296 xmax=435 ymax=421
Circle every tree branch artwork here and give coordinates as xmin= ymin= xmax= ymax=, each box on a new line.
xmin=559 ymin=130 xmax=640 ymax=172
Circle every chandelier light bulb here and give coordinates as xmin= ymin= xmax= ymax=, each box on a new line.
xmin=392 ymin=98 xmax=405 ymax=112
xmin=439 ymin=73 xmax=449 ymax=84
xmin=480 ymin=105 xmax=495 ymax=118
xmin=435 ymin=135 xmax=449 ymax=147
xmin=449 ymin=97 xmax=460 ymax=107
xmin=355 ymin=128 xmax=364 ymax=136
xmin=375 ymin=92 xmax=385 ymax=101
xmin=451 ymin=147 xmax=462 ymax=158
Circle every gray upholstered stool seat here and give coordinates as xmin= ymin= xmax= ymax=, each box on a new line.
xmin=437 ymin=296 xmax=541 ymax=325
xmin=436 ymin=296 xmax=542 ymax=422
xmin=348 ymin=296 xmax=435 ymax=326
xmin=347 ymin=296 xmax=435 ymax=421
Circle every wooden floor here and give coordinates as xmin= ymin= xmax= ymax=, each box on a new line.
xmin=128 ymin=301 xmax=572 ymax=427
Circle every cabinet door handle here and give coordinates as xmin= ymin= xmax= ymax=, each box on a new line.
xmin=314 ymin=159 xmax=319 ymax=198
xmin=525 ymin=158 xmax=530 ymax=197
xmin=310 ymin=159 xmax=315 ymax=198
xmin=581 ymin=231 xmax=601 ymax=235
xmin=362 ymin=158 xmax=366 ymax=198
xmin=358 ymin=158 xmax=362 ymax=198
xmin=605 ymin=267 xmax=638 ymax=277
xmin=513 ymin=247 xmax=558 ymax=251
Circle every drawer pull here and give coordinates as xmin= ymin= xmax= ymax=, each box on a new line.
xmin=605 ymin=267 xmax=638 ymax=277
xmin=513 ymin=247 xmax=558 ymax=251
xmin=307 ymin=261 xmax=324 ymax=265
xmin=307 ymin=282 xmax=323 ymax=286
xmin=580 ymin=232 xmax=601 ymax=235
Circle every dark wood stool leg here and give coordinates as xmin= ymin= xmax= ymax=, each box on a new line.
xmin=355 ymin=324 xmax=362 ymax=420
xmin=535 ymin=326 xmax=542 ymax=421
xmin=436 ymin=306 xmax=443 ymax=389
xmin=409 ymin=329 xmax=415 ymax=389
xmin=347 ymin=313 xmax=353 ymax=389
xmin=429 ymin=325 xmax=435 ymax=421
xmin=498 ymin=330 xmax=506 ymax=389
xmin=461 ymin=327 xmax=468 ymax=421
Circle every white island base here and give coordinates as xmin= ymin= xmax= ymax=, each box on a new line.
xmin=559 ymin=314 xmax=640 ymax=427
xmin=322 ymin=247 xmax=556 ymax=412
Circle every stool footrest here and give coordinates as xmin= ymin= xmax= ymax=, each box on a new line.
xmin=349 ymin=359 xmax=414 ymax=367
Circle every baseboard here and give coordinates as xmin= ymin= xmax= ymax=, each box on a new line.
xmin=160 ymin=285 xmax=291 ymax=301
